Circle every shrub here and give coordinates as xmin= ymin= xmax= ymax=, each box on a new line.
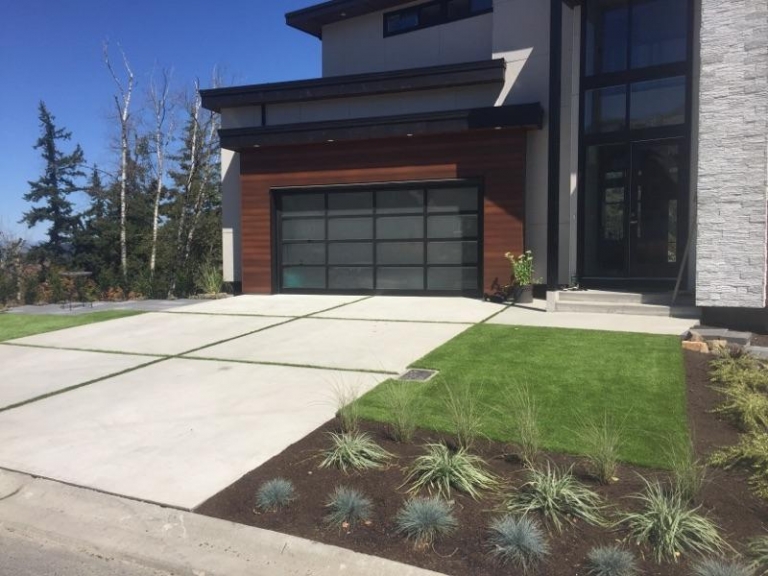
xmin=709 ymin=432 xmax=768 ymax=500
xmin=487 ymin=515 xmax=549 ymax=574
xmin=255 ymin=478 xmax=295 ymax=512
xmin=320 ymin=431 xmax=392 ymax=472
xmin=713 ymin=382 xmax=768 ymax=432
xmin=443 ymin=381 xmax=484 ymax=450
xmin=395 ymin=497 xmax=458 ymax=549
xmin=504 ymin=385 xmax=541 ymax=466
xmin=691 ymin=559 xmax=755 ymax=576
xmin=195 ymin=261 xmax=223 ymax=295
xmin=404 ymin=443 xmax=498 ymax=500
xmin=325 ymin=486 xmax=373 ymax=527
xmin=748 ymin=536 xmax=768 ymax=575
xmin=505 ymin=463 xmax=606 ymax=533
xmin=381 ymin=383 xmax=420 ymax=443
xmin=668 ymin=442 xmax=708 ymax=503
xmin=586 ymin=546 xmax=638 ymax=576
xmin=711 ymin=354 xmax=768 ymax=391
xmin=576 ymin=413 xmax=623 ymax=484
xmin=332 ymin=384 xmax=361 ymax=433
xmin=618 ymin=477 xmax=727 ymax=563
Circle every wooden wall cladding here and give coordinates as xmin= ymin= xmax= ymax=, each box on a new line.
xmin=239 ymin=129 xmax=527 ymax=295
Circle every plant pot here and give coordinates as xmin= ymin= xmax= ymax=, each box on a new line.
xmin=511 ymin=284 xmax=533 ymax=304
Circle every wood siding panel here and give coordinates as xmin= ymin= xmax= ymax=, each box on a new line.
xmin=239 ymin=130 xmax=528 ymax=295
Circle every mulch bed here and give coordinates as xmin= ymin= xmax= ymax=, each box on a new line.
xmin=196 ymin=350 xmax=768 ymax=575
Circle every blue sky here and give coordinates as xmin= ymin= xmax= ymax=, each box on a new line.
xmin=0 ymin=0 xmax=322 ymax=241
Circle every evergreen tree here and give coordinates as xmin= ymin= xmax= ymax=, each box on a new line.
xmin=21 ymin=102 xmax=85 ymax=261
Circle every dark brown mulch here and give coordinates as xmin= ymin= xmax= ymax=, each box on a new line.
xmin=752 ymin=333 xmax=768 ymax=347
xmin=196 ymin=350 xmax=768 ymax=576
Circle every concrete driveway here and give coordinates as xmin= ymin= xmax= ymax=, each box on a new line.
xmin=0 ymin=295 xmax=503 ymax=509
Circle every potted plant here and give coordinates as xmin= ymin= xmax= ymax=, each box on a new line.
xmin=504 ymin=250 xmax=536 ymax=304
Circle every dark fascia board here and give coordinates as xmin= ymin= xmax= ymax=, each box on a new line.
xmin=200 ymin=59 xmax=506 ymax=112
xmin=217 ymin=103 xmax=544 ymax=150
xmin=286 ymin=0 xmax=416 ymax=38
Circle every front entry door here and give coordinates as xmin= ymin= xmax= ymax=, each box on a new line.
xmin=582 ymin=139 xmax=687 ymax=283
xmin=629 ymin=140 xmax=686 ymax=279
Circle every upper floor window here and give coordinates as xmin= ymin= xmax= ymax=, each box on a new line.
xmin=585 ymin=0 xmax=688 ymax=77
xmin=384 ymin=0 xmax=493 ymax=37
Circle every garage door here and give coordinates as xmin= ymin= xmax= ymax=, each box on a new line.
xmin=276 ymin=183 xmax=482 ymax=295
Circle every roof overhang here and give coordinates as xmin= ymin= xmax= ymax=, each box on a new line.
xmin=200 ymin=59 xmax=506 ymax=112
xmin=287 ymin=0 xmax=582 ymax=38
xmin=286 ymin=0 xmax=416 ymax=38
xmin=217 ymin=103 xmax=544 ymax=150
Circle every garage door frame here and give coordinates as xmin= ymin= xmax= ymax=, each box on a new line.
xmin=271 ymin=179 xmax=485 ymax=297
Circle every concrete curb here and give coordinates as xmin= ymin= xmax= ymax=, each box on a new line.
xmin=0 ymin=470 xmax=445 ymax=576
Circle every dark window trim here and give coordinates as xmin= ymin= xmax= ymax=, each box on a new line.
xmin=383 ymin=0 xmax=493 ymax=38
xmin=273 ymin=180 xmax=484 ymax=296
xmin=576 ymin=0 xmax=695 ymax=287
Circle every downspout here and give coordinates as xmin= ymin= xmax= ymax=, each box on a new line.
xmin=547 ymin=0 xmax=563 ymax=290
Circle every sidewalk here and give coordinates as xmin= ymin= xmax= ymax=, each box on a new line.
xmin=0 ymin=470 xmax=444 ymax=576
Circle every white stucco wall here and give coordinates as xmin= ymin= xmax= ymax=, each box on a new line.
xmin=322 ymin=1 xmax=493 ymax=76
xmin=220 ymin=149 xmax=242 ymax=284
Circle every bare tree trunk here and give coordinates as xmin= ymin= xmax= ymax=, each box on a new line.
xmin=148 ymin=68 xmax=172 ymax=279
xmin=104 ymin=43 xmax=134 ymax=281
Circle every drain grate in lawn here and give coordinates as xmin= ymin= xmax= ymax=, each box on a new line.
xmin=355 ymin=324 xmax=688 ymax=469
xmin=397 ymin=369 xmax=439 ymax=382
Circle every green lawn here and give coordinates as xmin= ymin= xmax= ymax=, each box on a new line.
xmin=356 ymin=324 xmax=688 ymax=468
xmin=0 ymin=311 xmax=142 ymax=342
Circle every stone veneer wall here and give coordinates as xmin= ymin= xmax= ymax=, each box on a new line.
xmin=696 ymin=0 xmax=768 ymax=308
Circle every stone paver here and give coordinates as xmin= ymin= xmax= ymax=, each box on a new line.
xmin=313 ymin=295 xmax=503 ymax=323
xmin=488 ymin=300 xmax=696 ymax=335
xmin=8 ymin=313 xmax=285 ymax=356
xmin=0 ymin=346 xmax=150 ymax=409
xmin=0 ymin=359 xmax=385 ymax=509
xmin=169 ymin=294 xmax=364 ymax=317
xmin=186 ymin=317 xmax=470 ymax=373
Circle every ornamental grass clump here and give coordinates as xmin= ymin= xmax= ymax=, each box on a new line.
xmin=709 ymin=431 xmax=768 ymax=500
xmin=487 ymin=515 xmax=549 ymax=574
xmin=748 ymin=535 xmax=768 ymax=575
xmin=320 ymin=431 xmax=392 ymax=472
xmin=713 ymin=383 xmax=768 ymax=432
xmin=443 ymin=381 xmax=484 ymax=450
xmin=395 ymin=496 xmax=458 ymax=549
xmin=576 ymin=413 xmax=623 ymax=484
xmin=332 ymin=384 xmax=361 ymax=433
xmin=711 ymin=353 xmax=768 ymax=391
xmin=618 ymin=477 xmax=727 ymax=563
xmin=325 ymin=486 xmax=373 ymax=527
xmin=255 ymin=478 xmax=295 ymax=512
xmin=668 ymin=442 xmax=708 ymax=503
xmin=404 ymin=442 xmax=498 ymax=500
xmin=381 ymin=383 xmax=421 ymax=443
xmin=586 ymin=546 xmax=639 ymax=576
xmin=504 ymin=463 xmax=606 ymax=533
xmin=501 ymin=385 xmax=541 ymax=466
xmin=691 ymin=558 xmax=755 ymax=576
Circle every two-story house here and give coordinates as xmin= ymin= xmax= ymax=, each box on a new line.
xmin=201 ymin=0 xmax=768 ymax=328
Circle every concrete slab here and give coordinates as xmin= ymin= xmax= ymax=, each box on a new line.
xmin=6 ymin=299 xmax=198 ymax=316
xmin=8 ymin=313 xmax=285 ymax=356
xmin=488 ymin=300 xmax=695 ymax=335
xmin=313 ymin=295 xmax=504 ymax=323
xmin=169 ymin=294 xmax=364 ymax=317
xmin=0 ymin=346 xmax=150 ymax=409
xmin=0 ymin=359 xmax=385 ymax=509
xmin=186 ymin=317 xmax=470 ymax=373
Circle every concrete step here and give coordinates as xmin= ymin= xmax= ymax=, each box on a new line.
xmin=554 ymin=300 xmax=700 ymax=318
xmin=557 ymin=290 xmax=694 ymax=306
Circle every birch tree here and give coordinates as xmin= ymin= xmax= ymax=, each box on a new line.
xmin=147 ymin=67 xmax=174 ymax=279
xmin=104 ymin=42 xmax=134 ymax=280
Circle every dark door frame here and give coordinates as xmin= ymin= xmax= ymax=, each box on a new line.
xmin=271 ymin=179 xmax=486 ymax=297
xmin=576 ymin=0 xmax=696 ymax=290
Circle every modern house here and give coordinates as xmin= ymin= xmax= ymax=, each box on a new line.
xmin=201 ymin=0 xmax=768 ymax=327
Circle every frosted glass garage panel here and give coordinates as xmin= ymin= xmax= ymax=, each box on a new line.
xmin=282 ymin=267 xmax=326 ymax=289
xmin=427 ymin=187 xmax=478 ymax=213
xmin=282 ymin=219 xmax=325 ymax=241
xmin=427 ymin=215 xmax=478 ymax=239
xmin=377 ymin=216 xmax=424 ymax=239
xmin=328 ymin=242 xmax=373 ymax=265
xmin=281 ymin=193 xmax=325 ymax=216
xmin=328 ymin=192 xmax=373 ymax=215
xmin=282 ymin=243 xmax=325 ymax=265
xmin=427 ymin=241 xmax=478 ymax=265
xmin=376 ymin=189 xmax=424 ymax=214
xmin=427 ymin=267 xmax=478 ymax=290
xmin=377 ymin=242 xmax=424 ymax=265
xmin=376 ymin=267 xmax=424 ymax=290
xmin=329 ymin=267 xmax=374 ymax=289
xmin=328 ymin=217 xmax=373 ymax=240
